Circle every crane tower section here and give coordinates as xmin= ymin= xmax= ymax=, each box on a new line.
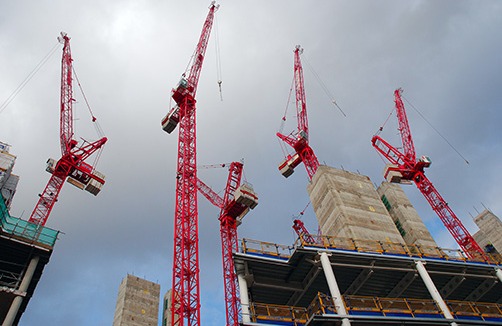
xmin=160 ymin=3 xmax=219 ymax=325
xmin=196 ymin=162 xmax=258 ymax=326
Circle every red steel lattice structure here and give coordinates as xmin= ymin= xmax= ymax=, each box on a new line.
xmin=277 ymin=46 xmax=320 ymax=241
xmin=277 ymin=45 xmax=320 ymax=181
xmin=196 ymin=162 xmax=258 ymax=326
xmin=29 ymin=32 xmax=107 ymax=227
xmin=293 ymin=219 xmax=316 ymax=244
xmin=162 ymin=3 xmax=219 ymax=325
xmin=371 ymin=88 xmax=488 ymax=261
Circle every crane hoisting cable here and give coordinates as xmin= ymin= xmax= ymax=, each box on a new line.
xmin=0 ymin=41 xmax=60 ymax=115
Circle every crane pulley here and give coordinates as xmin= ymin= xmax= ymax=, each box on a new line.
xmin=371 ymin=88 xmax=488 ymax=261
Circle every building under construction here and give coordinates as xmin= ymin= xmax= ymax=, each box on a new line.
xmin=474 ymin=210 xmax=502 ymax=257
xmin=0 ymin=142 xmax=59 ymax=325
xmin=113 ymin=274 xmax=160 ymax=326
xmin=232 ymin=166 xmax=502 ymax=325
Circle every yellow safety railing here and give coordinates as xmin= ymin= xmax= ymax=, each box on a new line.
xmin=448 ymin=300 xmax=502 ymax=320
xmin=307 ymin=292 xmax=336 ymax=316
xmin=250 ymin=302 xmax=308 ymax=325
xmin=377 ymin=296 xmax=443 ymax=317
xmin=239 ymin=236 xmax=501 ymax=265
xmin=241 ymin=238 xmax=294 ymax=258
xmin=293 ymin=234 xmax=502 ymax=265
xmin=251 ymin=293 xmax=502 ymax=323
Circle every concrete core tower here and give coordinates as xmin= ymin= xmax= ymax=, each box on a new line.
xmin=113 ymin=274 xmax=160 ymax=326
xmin=307 ymin=166 xmax=405 ymax=244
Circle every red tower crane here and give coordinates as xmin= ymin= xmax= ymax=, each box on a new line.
xmin=196 ymin=161 xmax=258 ymax=326
xmin=29 ymin=32 xmax=107 ymax=227
xmin=277 ymin=45 xmax=320 ymax=181
xmin=371 ymin=88 xmax=488 ymax=261
xmin=277 ymin=46 xmax=321 ymax=241
xmin=160 ymin=3 xmax=219 ymax=325
xmin=293 ymin=219 xmax=316 ymax=244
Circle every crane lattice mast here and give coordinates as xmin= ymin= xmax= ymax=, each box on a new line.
xmin=277 ymin=45 xmax=320 ymax=181
xmin=161 ymin=3 xmax=219 ymax=325
xmin=196 ymin=162 xmax=258 ymax=326
xmin=371 ymin=88 xmax=488 ymax=261
xmin=277 ymin=46 xmax=321 ymax=240
xmin=29 ymin=32 xmax=107 ymax=227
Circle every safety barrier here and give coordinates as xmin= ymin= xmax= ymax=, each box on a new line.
xmin=251 ymin=293 xmax=502 ymax=324
xmin=298 ymin=234 xmax=502 ymax=265
xmin=447 ymin=300 xmax=502 ymax=321
xmin=0 ymin=195 xmax=58 ymax=248
xmin=239 ymin=235 xmax=501 ymax=265
xmin=250 ymin=302 xmax=308 ymax=325
xmin=240 ymin=238 xmax=294 ymax=259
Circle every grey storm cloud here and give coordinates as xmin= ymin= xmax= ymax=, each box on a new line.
xmin=1 ymin=1 xmax=501 ymax=325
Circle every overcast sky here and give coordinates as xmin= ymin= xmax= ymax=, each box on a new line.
xmin=1 ymin=1 xmax=501 ymax=325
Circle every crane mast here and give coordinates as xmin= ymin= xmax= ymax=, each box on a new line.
xmin=277 ymin=45 xmax=320 ymax=181
xmin=196 ymin=162 xmax=258 ymax=326
xmin=29 ymin=33 xmax=107 ymax=227
xmin=162 ymin=3 xmax=219 ymax=325
xmin=371 ymin=88 xmax=488 ymax=261
xmin=60 ymin=34 xmax=75 ymax=155
xmin=277 ymin=46 xmax=321 ymax=241
xmin=219 ymin=162 xmax=244 ymax=326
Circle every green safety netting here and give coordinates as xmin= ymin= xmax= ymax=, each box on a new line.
xmin=0 ymin=195 xmax=59 ymax=247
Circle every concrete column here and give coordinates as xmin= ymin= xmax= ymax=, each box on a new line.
xmin=319 ymin=252 xmax=350 ymax=326
xmin=3 ymin=256 xmax=40 ymax=326
xmin=495 ymin=268 xmax=502 ymax=283
xmin=237 ymin=273 xmax=251 ymax=324
xmin=415 ymin=260 xmax=458 ymax=326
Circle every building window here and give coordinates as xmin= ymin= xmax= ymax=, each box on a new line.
xmin=381 ymin=195 xmax=392 ymax=211
xmin=394 ymin=219 xmax=406 ymax=237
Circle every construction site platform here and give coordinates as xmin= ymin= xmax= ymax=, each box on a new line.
xmin=0 ymin=196 xmax=59 ymax=325
xmin=235 ymin=237 xmax=502 ymax=325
